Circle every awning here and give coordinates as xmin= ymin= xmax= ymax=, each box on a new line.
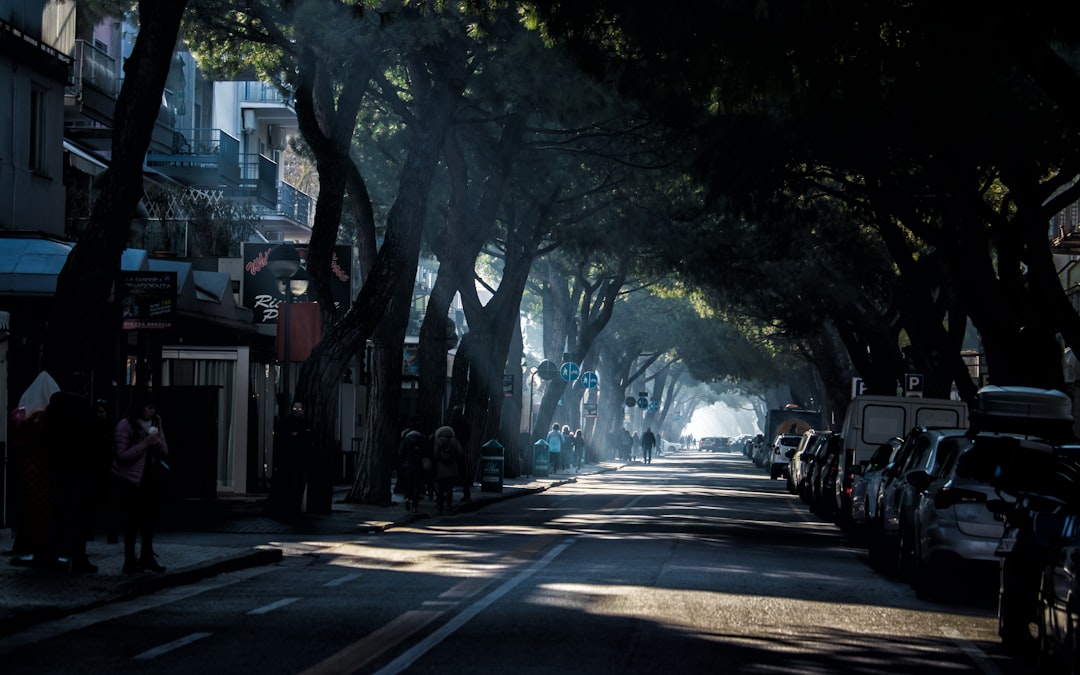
xmin=63 ymin=140 xmax=108 ymax=176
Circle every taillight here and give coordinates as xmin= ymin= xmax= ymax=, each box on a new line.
xmin=933 ymin=487 xmax=987 ymax=509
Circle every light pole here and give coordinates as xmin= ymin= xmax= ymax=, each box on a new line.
xmin=527 ymin=365 xmax=539 ymax=438
xmin=267 ymin=243 xmax=306 ymax=421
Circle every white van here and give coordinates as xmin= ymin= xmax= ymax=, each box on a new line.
xmin=840 ymin=395 xmax=970 ymax=468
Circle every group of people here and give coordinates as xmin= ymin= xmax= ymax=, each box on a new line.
xmin=10 ymin=374 xmax=168 ymax=576
xmin=612 ymin=427 xmax=659 ymax=463
xmin=394 ymin=406 xmax=473 ymax=515
xmin=545 ymin=423 xmax=586 ymax=473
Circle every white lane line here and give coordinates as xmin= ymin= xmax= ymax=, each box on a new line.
xmin=324 ymin=573 xmax=362 ymax=588
xmin=942 ymin=628 xmax=1003 ymax=675
xmin=247 ymin=597 xmax=300 ymax=615
xmin=374 ymin=539 xmax=576 ymax=675
xmin=0 ymin=566 xmax=274 ymax=653
xmin=134 ymin=632 xmax=213 ymax=660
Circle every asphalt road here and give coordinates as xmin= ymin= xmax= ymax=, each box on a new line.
xmin=0 ymin=451 xmax=1033 ymax=674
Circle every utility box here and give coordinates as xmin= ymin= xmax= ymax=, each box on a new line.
xmin=480 ymin=439 xmax=504 ymax=492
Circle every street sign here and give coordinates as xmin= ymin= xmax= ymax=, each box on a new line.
xmin=537 ymin=360 xmax=559 ymax=380
xmin=647 ymin=401 xmax=659 ymax=413
xmin=851 ymin=377 xmax=868 ymax=398
xmin=560 ymin=362 xmax=581 ymax=382
xmin=637 ymin=396 xmax=648 ymax=409
xmin=503 ymin=373 xmax=514 ymax=397
xmin=625 ymin=396 xmax=636 ymax=407
xmin=584 ymin=402 xmax=597 ymax=418
xmin=579 ymin=371 xmax=598 ymax=389
xmin=905 ymin=373 xmax=924 ymax=398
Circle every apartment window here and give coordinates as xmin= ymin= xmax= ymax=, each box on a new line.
xmin=29 ymin=86 xmax=48 ymax=174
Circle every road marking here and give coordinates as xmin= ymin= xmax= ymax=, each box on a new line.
xmin=324 ymin=572 xmax=362 ymax=587
xmin=374 ymin=539 xmax=576 ymax=675
xmin=0 ymin=566 xmax=273 ymax=653
xmin=133 ymin=632 xmax=213 ymax=660
xmin=299 ymin=611 xmax=443 ymax=675
xmin=942 ymin=628 xmax=1002 ymax=675
xmin=247 ymin=597 xmax=300 ymax=615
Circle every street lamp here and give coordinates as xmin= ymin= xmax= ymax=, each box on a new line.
xmin=527 ymin=365 xmax=539 ymax=438
xmin=268 ymin=243 xmax=304 ymax=421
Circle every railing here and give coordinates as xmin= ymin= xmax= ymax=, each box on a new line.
xmin=152 ymin=128 xmax=241 ymax=185
xmin=68 ymin=39 xmax=118 ymax=97
xmin=240 ymin=153 xmax=279 ymax=207
xmin=278 ymin=182 xmax=313 ymax=226
xmin=241 ymin=81 xmax=292 ymax=105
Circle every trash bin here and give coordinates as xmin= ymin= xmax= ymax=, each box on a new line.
xmin=533 ymin=439 xmax=550 ymax=478
xmin=480 ymin=439 xmax=504 ymax=492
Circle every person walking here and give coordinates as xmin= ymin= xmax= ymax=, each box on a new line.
xmin=546 ymin=423 xmax=564 ymax=474
xmin=630 ymin=431 xmax=640 ymax=462
xmin=111 ymin=389 xmax=169 ymax=574
xmin=573 ymin=429 xmax=586 ymax=468
xmin=448 ymin=405 xmax=473 ymax=503
xmin=396 ymin=422 xmax=426 ymax=513
xmin=432 ymin=426 xmax=460 ymax=514
xmin=641 ymin=427 xmax=657 ymax=465
xmin=561 ymin=425 xmax=574 ymax=472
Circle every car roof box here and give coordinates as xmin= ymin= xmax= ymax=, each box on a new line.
xmin=970 ymin=386 xmax=1074 ymax=438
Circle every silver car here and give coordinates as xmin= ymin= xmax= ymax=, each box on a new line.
xmin=905 ymin=433 xmax=1013 ymax=599
xmin=849 ymin=437 xmax=903 ymax=528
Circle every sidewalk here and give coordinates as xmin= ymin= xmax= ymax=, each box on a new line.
xmin=0 ymin=461 xmax=622 ymax=637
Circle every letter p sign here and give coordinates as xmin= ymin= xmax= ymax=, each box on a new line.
xmin=905 ymin=373 xmax=924 ymax=397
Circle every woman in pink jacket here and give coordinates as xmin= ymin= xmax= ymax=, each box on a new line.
xmin=111 ymin=389 xmax=169 ymax=574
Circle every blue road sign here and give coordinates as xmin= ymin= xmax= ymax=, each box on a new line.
xmin=647 ymin=401 xmax=659 ymax=413
xmin=579 ymin=371 xmax=598 ymax=388
xmin=637 ymin=396 xmax=648 ymax=409
xmin=560 ymin=362 xmax=581 ymax=382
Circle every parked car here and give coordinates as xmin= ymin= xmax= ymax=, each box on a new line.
xmin=787 ymin=430 xmax=828 ymax=494
xmin=871 ymin=427 xmax=966 ymax=575
xmin=769 ymin=433 xmax=801 ymax=480
xmin=809 ymin=434 xmax=844 ymax=518
xmin=903 ymin=432 xmax=1012 ymax=599
xmin=849 ymin=437 xmax=903 ymax=530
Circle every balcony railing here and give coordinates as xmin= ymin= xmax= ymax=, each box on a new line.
xmin=146 ymin=128 xmax=241 ymax=185
xmin=240 ymin=153 xmax=279 ymax=207
xmin=67 ymin=39 xmax=118 ymax=97
xmin=241 ymin=81 xmax=292 ymax=105
xmin=278 ymin=182 xmax=313 ymax=226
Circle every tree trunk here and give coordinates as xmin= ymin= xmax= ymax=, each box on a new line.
xmin=44 ymin=0 xmax=188 ymax=381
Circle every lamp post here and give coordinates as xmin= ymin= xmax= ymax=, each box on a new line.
xmin=267 ymin=243 xmax=305 ymax=421
xmin=527 ymin=365 xmax=539 ymax=438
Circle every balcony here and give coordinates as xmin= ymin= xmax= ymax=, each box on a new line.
xmin=146 ymin=128 xmax=241 ymax=187
xmin=240 ymin=153 xmax=279 ymax=208
xmin=64 ymin=39 xmax=119 ymax=128
xmin=241 ymin=81 xmax=293 ymax=106
xmin=277 ymin=182 xmax=313 ymax=227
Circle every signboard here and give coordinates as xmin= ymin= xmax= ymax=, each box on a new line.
xmin=119 ymin=271 xmax=176 ymax=330
xmin=579 ymin=371 xmax=598 ymax=389
xmin=537 ymin=360 xmax=559 ymax=380
xmin=402 ymin=344 xmax=419 ymax=377
xmin=851 ymin=377 xmax=868 ymax=399
xmin=584 ymin=402 xmax=597 ymax=418
xmin=648 ymin=401 xmax=660 ymax=413
xmin=241 ymin=243 xmax=352 ymax=324
xmin=905 ymin=373 xmax=924 ymax=398
xmin=637 ymin=396 xmax=649 ymax=409
xmin=560 ymin=362 xmax=580 ymax=382
xmin=503 ymin=373 xmax=514 ymax=397
xmin=625 ymin=396 xmax=636 ymax=408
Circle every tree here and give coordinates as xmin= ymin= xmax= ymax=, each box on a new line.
xmin=45 ymin=1 xmax=190 ymax=381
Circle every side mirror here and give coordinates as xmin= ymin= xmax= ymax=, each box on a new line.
xmin=906 ymin=470 xmax=932 ymax=492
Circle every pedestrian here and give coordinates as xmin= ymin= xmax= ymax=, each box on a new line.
xmin=546 ymin=423 xmax=564 ymax=474
xmin=448 ymin=405 xmax=473 ymax=503
xmin=641 ymin=426 xmax=656 ymax=465
xmin=396 ymin=421 xmax=426 ymax=513
xmin=41 ymin=372 xmax=98 ymax=573
xmin=631 ymin=431 xmax=640 ymax=462
xmin=573 ymin=429 xmax=585 ymax=468
xmin=277 ymin=400 xmax=311 ymax=515
xmin=620 ymin=428 xmax=632 ymax=461
xmin=562 ymin=425 xmax=574 ymax=472
xmin=111 ymin=389 xmax=169 ymax=574
xmin=432 ymin=426 xmax=460 ymax=514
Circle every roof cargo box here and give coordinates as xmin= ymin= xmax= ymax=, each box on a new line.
xmin=970 ymin=386 xmax=1075 ymax=440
